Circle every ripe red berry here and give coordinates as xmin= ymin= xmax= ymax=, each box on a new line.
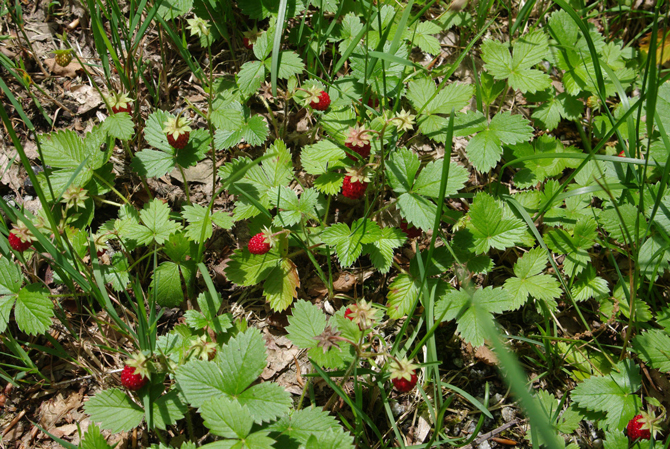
xmin=342 ymin=176 xmax=368 ymax=200
xmin=248 ymin=233 xmax=271 ymax=255
xmin=112 ymin=104 xmax=131 ymax=114
xmin=344 ymin=307 xmax=354 ymax=320
xmin=121 ymin=365 xmax=148 ymax=391
xmin=311 ymin=91 xmax=331 ymax=111
xmin=627 ymin=415 xmax=652 ymax=441
xmin=243 ymin=37 xmax=253 ymax=49
xmin=167 ymin=132 xmax=189 ymax=149
xmin=618 ymin=150 xmax=626 ymax=157
xmin=367 ymin=97 xmax=380 ymax=108
xmin=392 ymin=372 xmax=418 ymax=393
xmin=8 ymin=230 xmax=32 ymax=252
xmin=400 ymin=221 xmax=421 ymax=238
xmin=345 ymin=141 xmax=371 ymax=160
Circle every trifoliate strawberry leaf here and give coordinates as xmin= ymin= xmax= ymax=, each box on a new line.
xmin=466 ymin=111 xmax=533 ymax=172
xmin=238 ymin=61 xmax=266 ymax=96
xmin=572 ymin=360 xmax=641 ymax=429
xmin=224 ymin=250 xmax=283 ymax=286
xmin=481 ymin=30 xmax=551 ymax=93
xmin=509 ymin=136 xmax=572 ymax=188
xmin=14 ymin=284 xmax=53 ymax=336
xmin=286 ymin=300 xmax=353 ymax=369
xmin=386 ymin=148 xmax=422 ymax=193
xmin=408 ymin=21 xmax=441 ymax=54
xmin=214 ymin=115 xmax=269 ymax=150
xmin=263 ymin=259 xmax=300 ymax=312
xmin=101 ymin=112 xmax=134 ymax=140
xmin=181 ymin=204 xmax=233 ymax=243
xmin=201 ymin=396 xmax=253 ymax=439
xmin=407 ymin=78 xmax=473 ymax=115
xmin=632 ymin=330 xmax=670 ymax=372
xmin=267 ymin=407 xmax=355 ymax=449
xmin=504 ymin=247 xmax=562 ymax=310
xmin=602 ymin=431 xmax=628 ymax=449
xmin=545 ymin=218 xmax=596 ymax=276
xmin=131 ymin=149 xmax=175 ymax=178
xmin=268 ymin=186 xmax=319 ymax=227
xmin=84 ymin=388 xmax=145 ymax=433
xmin=322 ymin=219 xmax=382 ymax=268
xmin=301 ymin=141 xmax=348 ymax=176
xmin=137 ymin=199 xmax=181 ymax=245
xmin=531 ymin=390 xmax=581 ymax=446
xmin=465 ymin=192 xmax=527 ymax=254
xmin=363 ymin=227 xmax=406 ymax=274
xmin=153 ymin=390 xmax=188 ymax=430
xmin=228 ymin=140 xmax=294 ymax=220
xmin=526 ymin=88 xmax=584 ymax=131
xmin=435 ymin=286 xmax=515 ymax=347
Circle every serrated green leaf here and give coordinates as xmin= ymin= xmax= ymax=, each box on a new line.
xmin=387 ymin=148 xmax=421 ymax=193
xmin=102 ymin=113 xmax=135 ymax=140
xmin=397 ymin=192 xmax=438 ymax=231
xmin=238 ymin=61 xmax=266 ymax=96
xmin=138 ymin=200 xmax=181 ymax=245
xmin=413 ymin=159 xmax=469 ymax=198
xmin=632 ymin=330 xmax=670 ymax=372
xmin=322 ymin=219 xmax=382 ymax=267
xmin=364 ymin=227 xmax=406 ymax=274
xmin=286 ymin=300 xmax=327 ymax=348
xmin=236 ymin=382 xmax=291 ymax=423
xmin=504 ymin=247 xmax=561 ymax=309
xmin=571 ymin=360 xmax=641 ymax=429
xmin=435 ymin=286 xmax=515 ymax=347
xmin=301 ymin=141 xmax=347 ymax=175
xmin=263 ymin=259 xmax=299 ymax=312
xmin=0 ymin=257 xmax=22 ymax=295
xmin=267 ymin=407 xmax=354 ymax=449
xmin=80 ymin=423 xmax=113 ymax=449
xmin=153 ymin=390 xmax=188 ymax=430
xmin=407 ymin=78 xmax=473 ymax=115
xmin=84 ymin=388 xmax=145 ymax=433
xmin=14 ymin=284 xmax=53 ymax=335
xmin=150 ymin=262 xmax=184 ymax=307
xmin=224 ymin=250 xmax=283 ymax=286
xmin=182 ymin=204 xmax=217 ymax=243
xmin=263 ymin=51 xmax=304 ymax=79
xmin=201 ymin=396 xmax=254 ymax=438
xmin=467 ymin=192 xmax=527 ymax=253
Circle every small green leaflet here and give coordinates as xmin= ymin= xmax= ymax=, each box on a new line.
xmin=481 ymin=30 xmax=551 ymax=93
xmin=465 ymin=192 xmax=527 ymax=254
xmin=321 ymin=219 xmax=382 ymax=268
xmin=504 ymin=247 xmax=561 ymax=310
xmin=182 ymin=204 xmax=234 ymax=243
xmin=465 ymin=111 xmax=534 ymax=172
xmin=572 ymin=360 xmax=641 ymax=430
xmin=406 ymin=78 xmax=473 ymax=115
xmin=435 ymin=286 xmax=516 ymax=347
xmin=224 ymin=250 xmax=283 ymax=286
xmin=263 ymin=258 xmax=300 ymax=312
xmin=363 ymin=227 xmax=406 ymax=274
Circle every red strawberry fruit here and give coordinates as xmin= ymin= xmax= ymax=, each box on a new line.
xmin=163 ymin=115 xmax=192 ymax=150
xmin=400 ymin=220 xmax=421 ymax=238
xmin=342 ymin=175 xmax=368 ymax=200
xmin=311 ymin=91 xmax=331 ymax=111
xmin=248 ymin=232 xmax=271 ymax=255
xmin=344 ymin=307 xmax=354 ymax=320
xmin=121 ymin=365 xmax=148 ymax=391
xmin=392 ymin=372 xmax=418 ymax=393
xmin=8 ymin=230 xmax=32 ymax=252
xmin=626 ymin=412 xmax=660 ymax=441
xmin=618 ymin=150 xmax=625 ymax=157
xmin=390 ymin=358 xmax=420 ymax=393
xmin=243 ymin=37 xmax=253 ymax=49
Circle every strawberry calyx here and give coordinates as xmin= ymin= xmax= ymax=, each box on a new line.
xmin=107 ymin=92 xmax=133 ymax=114
xmin=345 ymin=167 xmax=370 ymax=185
xmin=345 ymin=125 xmax=372 ymax=150
xmin=343 ymin=299 xmax=378 ymax=330
xmin=9 ymin=221 xmax=35 ymax=249
xmin=242 ymin=26 xmax=262 ymax=49
xmin=125 ymin=351 xmax=150 ymax=380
